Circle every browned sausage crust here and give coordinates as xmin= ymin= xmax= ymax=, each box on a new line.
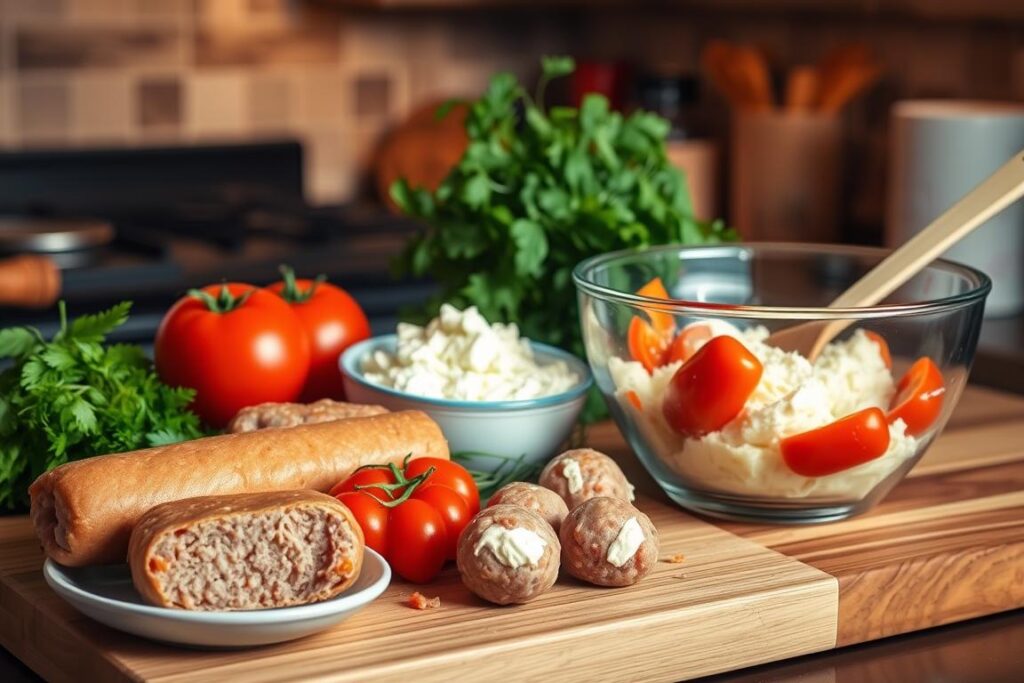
xmin=129 ymin=490 xmax=364 ymax=611
xmin=31 ymin=410 xmax=447 ymax=566
xmin=227 ymin=399 xmax=388 ymax=433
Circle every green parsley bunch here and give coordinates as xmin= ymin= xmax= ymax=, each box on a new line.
xmin=392 ymin=56 xmax=734 ymax=359
xmin=0 ymin=302 xmax=202 ymax=510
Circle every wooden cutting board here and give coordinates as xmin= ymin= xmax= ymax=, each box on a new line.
xmin=1 ymin=385 xmax=1022 ymax=683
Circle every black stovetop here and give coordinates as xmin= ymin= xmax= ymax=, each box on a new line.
xmin=0 ymin=140 xmax=435 ymax=342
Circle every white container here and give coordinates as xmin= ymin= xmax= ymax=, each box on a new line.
xmin=888 ymin=100 xmax=1024 ymax=317
xmin=44 ymin=550 xmax=391 ymax=648
xmin=341 ymin=335 xmax=592 ymax=470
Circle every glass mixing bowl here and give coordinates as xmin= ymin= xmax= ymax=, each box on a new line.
xmin=573 ymin=243 xmax=990 ymax=523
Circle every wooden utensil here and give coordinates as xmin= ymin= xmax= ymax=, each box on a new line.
xmin=818 ymin=61 xmax=881 ymax=114
xmin=767 ymin=148 xmax=1024 ymax=360
xmin=701 ymin=40 xmax=774 ymax=112
xmin=784 ymin=66 xmax=820 ymax=113
xmin=0 ymin=255 xmax=61 ymax=308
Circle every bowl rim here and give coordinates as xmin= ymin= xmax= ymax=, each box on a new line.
xmin=572 ymin=242 xmax=992 ymax=319
xmin=340 ymin=334 xmax=594 ymax=410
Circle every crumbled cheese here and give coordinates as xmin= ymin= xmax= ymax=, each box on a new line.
xmin=362 ymin=304 xmax=579 ymax=401
xmin=561 ymin=458 xmax=584 ymax=494
xmin=606 ymin=517 xmax=645 ymax=567
xmin=474 ymin=525 xmax=547 ymax=568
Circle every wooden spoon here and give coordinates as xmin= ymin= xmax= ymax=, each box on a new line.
xmin=766 ymin=148 xmax=1024 ymax=360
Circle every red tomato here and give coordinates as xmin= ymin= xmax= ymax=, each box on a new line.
xmin=781 ymin=407 xmax=891 ymax=477
xmin=386 ymin=499 xmax=448 ymax=584
xmin=866 ymin=331 xmax=892 ymax=369
xmin=404 ymin=457 xmax=480 ymax=514
xmin=332 ymin=457 xmax=479 ymax=581
xmin=664 ymin=322 xmax=718 ymax=365
xmin=334 ymin=491 xmax=389 ymax=555
xmin=155 ymin=283 xmax=310 ymax=427
xmin=888 ymin=357 xmax=945 ymax=436
xmin=662 ymin=336 xmax=763 ymax=437
xmin=411 ymin=484 xmax=471 ymax=560
xmin=267 ymin=269 xmax=370 ymax=401
xmin=628 ymin=316 xmax=668 ymax=373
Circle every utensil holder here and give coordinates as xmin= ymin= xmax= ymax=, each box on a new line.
xmin=730 ymin=112 xmax=843 ymax=242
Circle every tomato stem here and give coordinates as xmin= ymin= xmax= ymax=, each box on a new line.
xmin=356 ymin=466 xmax=437 ymax=508
xmin=277 ymin=264 xmax=326 ymax=304
xmin=188 ymin=283 xmax=254 ymax=314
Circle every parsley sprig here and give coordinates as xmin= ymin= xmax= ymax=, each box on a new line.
xmin=0 ymin=301 xmax=202 ymax=510
xmin=391 ymin=57 xmax=735 ymax=420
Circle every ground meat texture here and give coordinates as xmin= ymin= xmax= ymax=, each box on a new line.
xmin=457 ymin=505 xmax=560 ymax=605
xmin=538 ymin=449 xmax=634 ymax=510
xmin=227 ymin=399 xmax=388 ymax=433
xmin=487 ymin=482 xmax=569 ymax=533
xmin=129 ymin=490 xmax=364 ymax=611
xmin=559 ymin=497 xmax=658 ymax=587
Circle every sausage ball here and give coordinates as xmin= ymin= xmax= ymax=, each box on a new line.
xmin=487 ymin=482 xmax=569 ymax=533
xmin=457 ymin=505 xmax=560 ymax=605
xmin=559 ymin=497 xmax=658 ymax=587
xmin=539 ymin=448 xmax=634 ymax=510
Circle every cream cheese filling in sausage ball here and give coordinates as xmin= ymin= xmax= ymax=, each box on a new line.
xmin=457 ymin=505 xmax=560 ymax=605
xmin=487 ymin=482 xmax=569 ymax=533
xmin=539 ymin=448 xmax=635 ymax=510
xmin=560 ymin=497 xmax=658 ymax=587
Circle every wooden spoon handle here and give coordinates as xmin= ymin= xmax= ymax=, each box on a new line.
xmin=831 ymin=149 xmax=1024 ymax=308
xmin=0 ymin=255 xmax=62 ymax=308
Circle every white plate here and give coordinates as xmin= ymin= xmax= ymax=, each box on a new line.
xmin=43 ymin=548 xmax=390 ymax=648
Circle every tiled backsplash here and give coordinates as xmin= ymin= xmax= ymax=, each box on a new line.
xmin=0 ymin=0 xmax=1022 ymax=218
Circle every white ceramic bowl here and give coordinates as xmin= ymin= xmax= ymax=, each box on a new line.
xmin=340 ymin=335 xmax=592 ymax=470
xmin=43 ymin=549 xmax=391 ymax=648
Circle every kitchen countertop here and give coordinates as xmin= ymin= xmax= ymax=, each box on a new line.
xmin=2 ymin=317 xmax=1021 ymax=682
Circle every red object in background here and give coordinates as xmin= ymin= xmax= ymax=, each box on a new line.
xmin=571 ymin=61 xmax=630 ymax=111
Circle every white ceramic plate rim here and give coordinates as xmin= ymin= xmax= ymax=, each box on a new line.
xmin=43 ymin=548 xmax=391 ymax=624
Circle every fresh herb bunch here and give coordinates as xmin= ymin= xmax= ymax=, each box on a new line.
xmin=391 ymin=57 xmax=734 ymax=418
xmin=0 ymin=301 xmax=203 ymax=510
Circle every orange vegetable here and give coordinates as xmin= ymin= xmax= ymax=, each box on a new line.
xmin=625 ymin=390 xmax=643 ymax=411
xmin=635 ymin=276 xmax=675 ymax=337
xmin=865 ymin=331 xmax=892 ymax=369
xmin=781 ymin=407 xmax=891 ymax=477
xmin=627 ymin=316 xmax=669 ymax=373
xmin=664 ymin=322 xmax=719 ymax=365
xmin=662 ymin=336 xmax=763 ymax=437
xmin=888 ymin=357 xmax=945 ymax=436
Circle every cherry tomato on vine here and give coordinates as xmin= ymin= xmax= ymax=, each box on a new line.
xmin=385 ymin=499 xmax=448 ymax=584
xmin=781 ymin=407 xmax=891 ymax=477
xmin=662 ymin=336 xmax=763 ymax=437
xmin=334 ymin=491 xmax=389 ymax=555
xmin=332 ymin=456 xmax=479 ymax=582
xmin=410 ymin=485 xmax=471 ymax=560
xmin=329 ymin=468 xmax=396 ymax=498
xmin=404 ymin=457 xmax=480 ymax=514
